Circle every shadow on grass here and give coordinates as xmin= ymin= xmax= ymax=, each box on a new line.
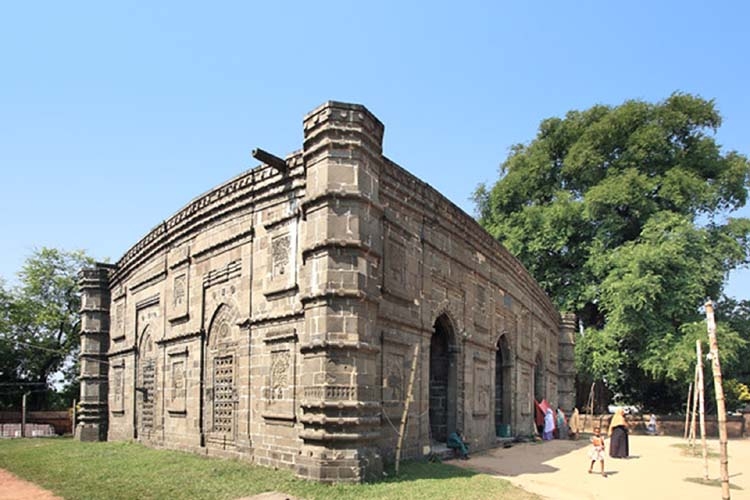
xmin=382 ymin=460 xmax=480 ymax=483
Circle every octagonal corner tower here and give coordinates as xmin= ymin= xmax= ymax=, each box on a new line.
xmin=76 ymin=101 xmax=575 ymax=483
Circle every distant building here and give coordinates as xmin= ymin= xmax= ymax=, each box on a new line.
xmin=76 ymin=101 xmax=576 ymax=482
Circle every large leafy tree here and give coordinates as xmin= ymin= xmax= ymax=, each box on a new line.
xmin=474 ymin=93 xmax=750 ymax=409
xmin=0 ymin=248 xmax=93 ymax=410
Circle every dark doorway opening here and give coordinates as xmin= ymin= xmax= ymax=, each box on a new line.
xmin=495 ymin=335 xmax=511 ymax=435
xmin=429 ymin=314 xmax=457 ymax=443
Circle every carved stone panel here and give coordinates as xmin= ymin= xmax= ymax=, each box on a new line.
xmin=111 ymin=361 xmax=125 ymax=414
xmin=270 ymin=350 xmax=291 ymax=400
xmin=262 ymin=329 xmax=297 ymax=420
xmin=112 ymin=299 xmax=125 ymax=342
xmin=168 ymin=272 xmax=189 ymax=322
xmin=520 ymin=367 xmax=532 ymax=416
xmin=272 ymin=235 xmax=291 ymax=278
xmin=265 ymin=222 xmax=298 ymax=296
xmin=167 ymin=349 xmax=188 ymax=414
xmin=382 ymin=351 xmax=405 ymax=403
xmin=473 ymin=357 xmax=490 ymax=417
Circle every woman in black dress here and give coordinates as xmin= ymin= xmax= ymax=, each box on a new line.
xmin=608 ymin=408 xmax=629 ymax=458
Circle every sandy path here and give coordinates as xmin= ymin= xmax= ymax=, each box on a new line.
xmin=0 ymin=468 xmax=61 ymax=500
xmin=453 ymin=435 xmax=749 ymax=500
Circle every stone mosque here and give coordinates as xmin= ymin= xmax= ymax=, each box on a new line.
xmin=76 ymin=101 xmax=576 ymax=482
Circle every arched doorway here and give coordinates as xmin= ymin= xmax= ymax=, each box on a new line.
xmin=429 ymin=314 xmax=458 ymax=443
xmin=204 ymin=303 xmax=239 ymax=446
xmin=495 ymin=335 xmax=511 ymax=435
xmin=136 ymin=327 xmax=156 ymax=440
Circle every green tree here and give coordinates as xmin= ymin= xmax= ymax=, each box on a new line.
xmin=0 ymin=248 xmax=93 ymax=410
xmin=475 ymin=93 xmax=750 ymax=410
xmin=716 ymin=297 xmax=750 ymax=382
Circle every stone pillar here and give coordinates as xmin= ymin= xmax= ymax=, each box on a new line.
xmin=297 ymin=102 xmax=385 ymax=482
xmin=75 ymin=263 xmax=114 ymax=441
xmin=557 ymin=312 xmax=577 ymax=412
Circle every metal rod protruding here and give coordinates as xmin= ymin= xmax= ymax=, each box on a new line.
xmin=252 ymin=148 xmax=287 ymax=173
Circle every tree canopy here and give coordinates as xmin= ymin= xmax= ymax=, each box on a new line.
xmin=474 ymin=93 xmax=750 ymax=410
xmin=0 ymin=248 xmax=93 ymax=410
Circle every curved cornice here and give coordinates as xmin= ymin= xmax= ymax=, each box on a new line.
xmin=381 ymin=157 xmax=560 ymax=326
xmin=111 ymin=152 xmax=305 ymax=284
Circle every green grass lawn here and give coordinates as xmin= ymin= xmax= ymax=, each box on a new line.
xmin=0 ymin=438 xmax=538 ymax=500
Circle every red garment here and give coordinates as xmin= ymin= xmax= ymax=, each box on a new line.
xmin=534 ymin=401 xmax=545 ymax=426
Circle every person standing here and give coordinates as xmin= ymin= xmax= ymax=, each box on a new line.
xmin=543 ymin=408 xmax=555 ymax=440
xmin=556 ymin=407 xmax=568 ymax=439
xmin=569 ymin=407 xmax=581 ymax=439
xmin=646 ymin=413 xmax=657 ymax=435
xmin=608 ymin=408 xmax=629 ymax=458
xmin=588 ymin=426 xmax=607 ymax=477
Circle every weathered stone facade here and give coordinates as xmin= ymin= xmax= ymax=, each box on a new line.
xmin=76 ymin=101 xmax=575 ymax=482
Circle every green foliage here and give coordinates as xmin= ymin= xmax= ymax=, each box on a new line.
xmin=0 ymin=439 xmax=539 ymax=500
xmin=723 ymin=379 xmax=750 ymax=411
xmin=716 ymin=297 xmax=750 ymax=383
xmin=0 ymin=248 xmax=94 ymax=410
xmin=475 ymin=93 xmax=750 ymax=409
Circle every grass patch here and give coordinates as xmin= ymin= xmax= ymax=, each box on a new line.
xmin=684 ymin=477 xmax=743 ymax=490
xmin=670 ymin=443 xmax=721 ymax=459
xmin=0 ymin=438 xmax=539 ymax=500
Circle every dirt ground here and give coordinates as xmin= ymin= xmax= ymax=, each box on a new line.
xmin=0 ymin=468 xmax=61 ymax=500
xmin=452 ymin=434 xmax=749 ymax=500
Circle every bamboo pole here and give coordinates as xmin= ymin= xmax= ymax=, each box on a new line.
xmin=696 ymin=340 xmax=708 ymax=480
xmin=72 ymin=398 xmax=77 ymax=432
xmin=583 ymin=382 xmax=594 ymax=432
xmin=21 ymin=392 xmax=27 ymax=438
xmin=705 ymin=300 xmax=730 ymax=500
xmin=690 ymin=364 xmax=699 ymax=449
xmin=683 ymin=381 xmax=693 ymax=439
xmin=395 ymin=343 xmax=420 ymax=475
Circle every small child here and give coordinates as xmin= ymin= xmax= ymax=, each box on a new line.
xmin=588 ymin=426 xmax=607 ymax=477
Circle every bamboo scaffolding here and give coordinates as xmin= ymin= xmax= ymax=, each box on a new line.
xmin=705 ymin=301 xmax=730 ymax=500
xmin=683 ymin=381 xmax=693 ymax=440
xmin=395 ymin=343 xmax=420 ymax=475
xmin=696 ymin=339 xmax=708 ymax=480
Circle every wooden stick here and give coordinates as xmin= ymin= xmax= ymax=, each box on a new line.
xmin=696 ymin=340 xmax=708 ymax=480
xmin=705 ymin=301 xmax=730 ymax=500
xmin=21 ymin=392 xmax=27 ymax=438
xmin=583 ymin=382 xmax=594 ymax=433
xmin=690 ymin=364 xmax=699 ymax=449
xmin=683 ymin=381 xmax=693 ymax=440
xmin=395 ymin=343 xmax=420 ymax=475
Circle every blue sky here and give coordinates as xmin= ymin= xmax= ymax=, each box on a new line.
xmin=1 ymin=1 xmax=748 ymax=300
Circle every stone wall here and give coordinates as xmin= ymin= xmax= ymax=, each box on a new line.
xmin=573 ymin=413 xmax=746 ymax=438
xmin=78 ymin=101 xmax=575 ymax=482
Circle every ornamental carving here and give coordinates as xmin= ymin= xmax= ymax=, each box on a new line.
xmin=270 ymin=350 xmax=291 ymax=400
